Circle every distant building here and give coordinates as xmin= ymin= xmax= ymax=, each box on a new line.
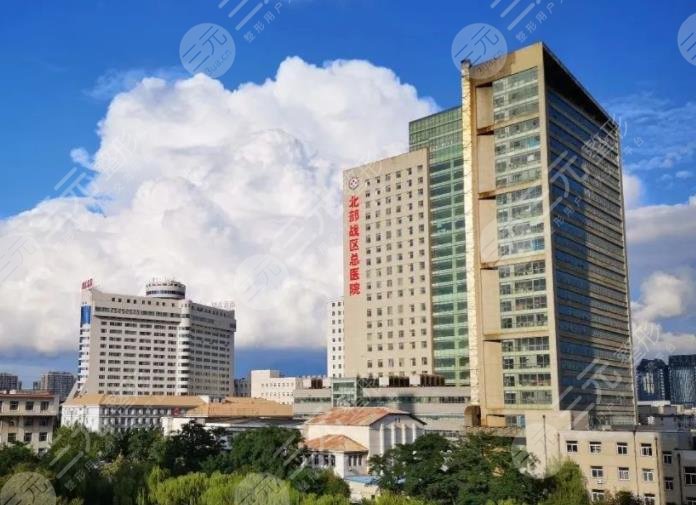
xmin=35 ymin=371 xmax=76 ymax=401
xmin=669 ymin=355 xmax=696 ymax=406
xmin=637 ymin=359 xmax=670 ymax=402
xmin=0 ymin=373 xmax=20 ymax=391
xmin=77 ymin=278 xmax=236 ymax=397
xmin=250 ymin=370 xmax=326 ymax=406
xmin=327 ymin=298 xmax=345 ymax=378
xmin=233 ymin=378 xmax=250 ymax=397
xmin=61 ymin=393 xmax=209 ymax=433
xmin=0 ymin=391 xmax=60 ymax=454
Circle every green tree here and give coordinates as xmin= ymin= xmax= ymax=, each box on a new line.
xmin=0 ymin=442 xmax=39 ymax=476
xmin=149 ymin=472 xmax=209 ymax=505
xmin=156 ymin=422 xmax=224 ymax=475
xmin=227 ymin=427 xmax=307 ymax=479
xmin=540 ymin=461 xmax=590 ymax=505
xmin=293 ymin=468 xmax=350 ymax=497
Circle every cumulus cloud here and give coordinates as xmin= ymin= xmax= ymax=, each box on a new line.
xmin=622 ymin=171 xmax=643 ymax=208
xmin=0 ymin=57 xmax=437 ymax=355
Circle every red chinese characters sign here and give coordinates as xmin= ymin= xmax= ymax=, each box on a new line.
xmin=347 ymin=195 xmax=361 ymax=296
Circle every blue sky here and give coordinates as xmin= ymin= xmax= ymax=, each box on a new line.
xmin=2 ymin=0 xmax=696 ymax=384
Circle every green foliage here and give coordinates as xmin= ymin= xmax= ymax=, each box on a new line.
xmin=373 ymin=492 xmax=434 ymax=505
xmin=156 ymin=422 xmax=224 ymax=475
xmin=540 ymin=461 xmax=590 ymax=505
xmin=103 ymin=427 xmax=164 ymax=463
xmin=593 ymin=490 xmax=642 ymax=505
xmin=0 ymin=442 xmax=39 ymax=475
xmin=149 ymin=472 xmax=209 ymax=505
xmin=226 ymin=426 xmax=307 ymax=479
xmin=293 ymin=468 xmax=350 ymax=497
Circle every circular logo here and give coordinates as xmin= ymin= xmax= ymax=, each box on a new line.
xmin=348 ymin=177 xmax=359 ymax=190
xmin=678 ymin=13 xmax=696 ymax=66
xmin=180 ymin=23 xmax=236 ymax=78
xmin=451 ymin=23 xmax=508 ymax=78
xmin=0 ymin=473 xmax=56 ymax=505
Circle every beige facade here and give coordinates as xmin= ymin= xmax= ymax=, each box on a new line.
xmin=77 ymin=279 xmax=236 ymax=398
xmin=343 ymin=42 xmax=635 ymax=429
xmin=343 ymin=149 xmax=434 ymax=379
xmin=0 ymin=391 xmax=60 ymax=454
xmin=523 ymin=411 xmax=696 ymax=505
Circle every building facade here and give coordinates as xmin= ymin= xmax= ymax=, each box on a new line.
xmin=637 ymin=359 xmax=671 ymax=402
xmin=327 ymin=297 xmax=345 ymax=378
xmin=0 ymin=391 xmax=60 ymax=454
xmin=35 ymin=371 xmax=76 ymax=401
xmin=342 ymin=43 xmax=635 ymax=428
xmin=669 ymin=355 xmax=696 ymax=406
xmin=61 ymin=393 xmax=208 ymax=432
xmin=77 ymin=279 xmax=236 ymax=397
xmin=0 ymin=373 xmax=20 ymax=391
xmin=233 ymin=378 xmax=250 ymax=397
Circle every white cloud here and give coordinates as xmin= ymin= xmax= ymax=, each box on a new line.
xmin=631 ymin=270 xmax=696 ymax=323
xmin=0 ymin=57 xmax=437 ymax=354
xmin=85 ymin=67 xmax=187 ymax=100
xmin=622 ymin=171 xmax=643 ymax=208
xmin=675 ymin=170 xmax=693 ymax=179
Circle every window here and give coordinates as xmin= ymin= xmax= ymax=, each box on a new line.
xmin=566 ymin=441 xmax=578 ymax=453
xmin=617 ymin=442 xmax=628 ymax=455
xmin=685 ymin=466 xmax=696 ymax=486
xmin=618 ymin=468 xmax=630 ymax=481
xmin=665 ymin=477 xmax=674 ymax=491
xmin=687 ymin=499 xmax=696 ymax=505
xmin=641 ymin=443 xmax=653 ymax=457
xmin=23 ymin=433 xmax=32 ymax=443
xmin=591 ymin=490 xmax=605 ymax=502
xmin=643 ymin=494 xmax=655 ymax=505
xmin=591 ymin=466 xmax=604 ymax=479
xmin=589 ymin=442 xmax=602 ymax=454
xmin=7 ymin=433 xmax=16 ymax=443
xmin=39 ymin=432 xmax=48 ymax=442
xmin=25 ymin=401 xmax=34 ymax=411
xmin=663 ymin=451 xmax=673 ymax=464
xmin=9 ymin=401 xmax=18 ymax=410
xmin=642 ymin=469 xmax=654 ymax=482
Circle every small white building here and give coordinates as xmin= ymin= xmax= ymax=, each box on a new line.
xmin=250 ymin=370 xmax=327 ymax=406
xmin=303 ymin=407 xmax=425 ymax=479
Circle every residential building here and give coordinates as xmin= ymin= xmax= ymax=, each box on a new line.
xmin=522 ymin=410 xmax=696 ymax=505
xmin=77 ymin=278 xmax=236 ymax=397
xmin=34 ymin=371 xmax=76 ymax=401
xmin=0 ymin=373 xmax=20 ymax=391
xmin=250 ymin=370 xmax=326 ymax=406
xmin=327 ymin=297 xmax=345 ymax=378
xmin=0 ymin=391 xmax=60 ymax=454
xmin=233 ymin=377 xmax=250 ymax=397
xmin=61 ymin=393 xmax=209 ymax=432
xmin=669 ymin=354 xmax=696 ymax=406
xmin=342 ymin=42 xmax=635 ymax=428
xmin=637 ymin=359 xmax=671 ymax=402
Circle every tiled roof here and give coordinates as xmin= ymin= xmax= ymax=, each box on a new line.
xmin=62 ymin=394 xmax=207 ymax=408
xmin=185 ymin=397 xmax=292 ymax=418
xmin=306 ymin=407 xmax=415 ymax=426
xmin=305 ymin=434 xmax=368 ymax=453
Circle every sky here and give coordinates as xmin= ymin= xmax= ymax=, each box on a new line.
xmin=1 ymin=0 xmax=696 ymax=385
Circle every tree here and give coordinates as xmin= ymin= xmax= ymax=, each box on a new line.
xmin=149 ymin=472 xmax=209 ymax=505
xmin=540 ymin=461 xmax=590 ymax=505
xmin=227 ymin=427 xmax=308 ymax=479
xmin=293 ymin=468 xmax=350 ymax=497
xmin=0 ymin=442 xmax=39 ymax=476
xmin=156 ymin=422 xmax=224 ymax=475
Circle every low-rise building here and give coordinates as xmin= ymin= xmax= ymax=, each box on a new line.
xmin=303 ymin=407 xmax=425 ymax=481
xmin=61 ymin=394 xmax=209 ymax=432
xmin=294 ymin=376 xmax=471 ymax=436
xmin=161 ymin=396 xmax=295 ymax=437
xmin=250 ymin=370 xmax=326 ymax=406
xmin=0 ymin=391 xmax=60 ymax=454
xmin=522 ymin=410 xmax=696 ymax=505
